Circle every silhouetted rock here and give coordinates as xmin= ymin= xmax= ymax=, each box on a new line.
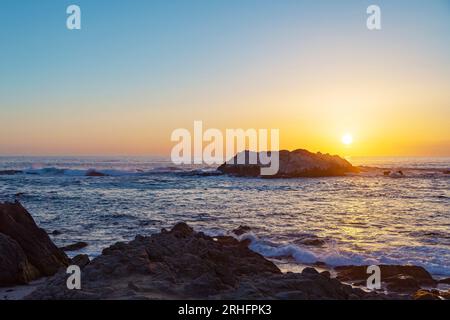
xmin=71 ymin=254 xmax=90 ymax=268
xmin=61 ymin=242 xmax=88 ymax=251
xmin=0 ymin=170 xmax=22 ymax=175
xmin=26 ymin=223 xmax=387 ymax=300
xmin=438 ymin=277 xmax=450 ymax=284
xmin=0 ymin=202 xmax=69 ymax=283
xmin=218 ymin=149 xmax=358 ymax=178
xmin=0 ymin=233 xmax=40 ymax=286
xmin=85 ymin=170 xmax=107 ymax=177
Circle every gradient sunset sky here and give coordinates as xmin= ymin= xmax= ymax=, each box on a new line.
xmin=1 ymin=0 xmax=449 ymax=156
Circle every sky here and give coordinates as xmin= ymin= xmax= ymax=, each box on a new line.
xmin=0 ymin=0 xmax=449 ymax=157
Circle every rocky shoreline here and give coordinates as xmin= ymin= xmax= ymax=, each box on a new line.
xmin=1 ymin=202 xmax=449 ymax=300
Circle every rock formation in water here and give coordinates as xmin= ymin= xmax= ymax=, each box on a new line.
xmin=218 ymin=149 xmax=358 ymax=178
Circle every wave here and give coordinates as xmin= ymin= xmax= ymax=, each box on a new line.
xmin=3 ymin=166 xmax=221 ymax=177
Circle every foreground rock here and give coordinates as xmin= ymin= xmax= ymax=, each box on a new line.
xmin=413 ymin=289 xmax=448 ymax=300
xmin=336 ymin=265 xmax=437 ymax=292
xmin=0 ymin=202 xmax=69 ymax=286
xmin=0 ymin=234 xmax=40 ymax=286
xmin=27 ymin=223 xmax=387 ymax=300
xmin=218 ymin=149 xmax=358 ymax=178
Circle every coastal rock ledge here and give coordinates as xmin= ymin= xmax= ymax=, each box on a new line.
xmin=218 ymin=149 xmax=358 ymax=178
xmin=27 ymin=222 xmax=387 ymax=300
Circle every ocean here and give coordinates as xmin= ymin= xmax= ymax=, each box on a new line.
xmin=0 ymin=156 xmax=449 ymax=277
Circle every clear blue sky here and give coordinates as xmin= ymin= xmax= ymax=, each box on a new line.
xmin=1 ymin=0 xmax=449 ymax=156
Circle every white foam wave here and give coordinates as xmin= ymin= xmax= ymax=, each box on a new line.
xmin=17 ymin=166 xmax=217 ymax=177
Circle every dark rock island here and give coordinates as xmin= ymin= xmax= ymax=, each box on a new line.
xmin=218 ymin=149 xmax=358 ymax=178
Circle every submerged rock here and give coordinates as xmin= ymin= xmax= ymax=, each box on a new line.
xmin=218 ymin=149 xmax=358 ymax=178
xmin=232 ymin=225 xmax=252 ymax=236
xmin=85 ymin=170 xmax=107 ymax=177
xmin=388 ymin=170 xmax=404 ymax=178
xmin=294 ymin=234 xmax=328 ymax=247
xmin=60 ymin=242 xmax=88 ymax=251
xmin=26 ymin=223 xmax=385 ymax=300
xmin=49 ymin=230 xmax=62 ymax=236
xmin=0 ymin=201 xmax=69 ymax=286
xmin=0 ymin=170 xmax=22 ymax=175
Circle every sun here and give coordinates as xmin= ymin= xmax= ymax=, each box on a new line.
xmin=341 ymin=133 xmax=353 ymax=145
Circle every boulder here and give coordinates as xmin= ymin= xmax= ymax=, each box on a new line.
xmin=438 ymin=277 xmax=450 ymax=284
xmin=335 ymin=265 xmax=437 ymax=290
xmin=218 ymin=149 xmax=358 ymax=178
xmin=71 ymin=254 xmax=90 ymax=268
xmin=0 ymin=233 xmax=40 ymax=286
xmin=85 ymin=170 xmax=107 ymax=177
xmin=0 ymin=170 xmax=22 ymax=175
xmin=0 ymin=202 xmax=69 ymax=280
xmin=61 ymin=241 xmax=88 ymax=251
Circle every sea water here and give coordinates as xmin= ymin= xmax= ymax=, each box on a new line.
xmin=0 ymin=156 xmax=449 ymax=277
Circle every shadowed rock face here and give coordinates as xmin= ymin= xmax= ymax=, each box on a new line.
xmin=0 ymin=202 xmax=69 ymax=286
xmin=335 ymin=265 xmax=437 ymax=293
xmin=27 ymin=223 xmax=389 ymax=300
xmin=218 ymin=149 xmax=358 ymax=178
xmin=0 ymin=233 xmax=40 ymax=286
